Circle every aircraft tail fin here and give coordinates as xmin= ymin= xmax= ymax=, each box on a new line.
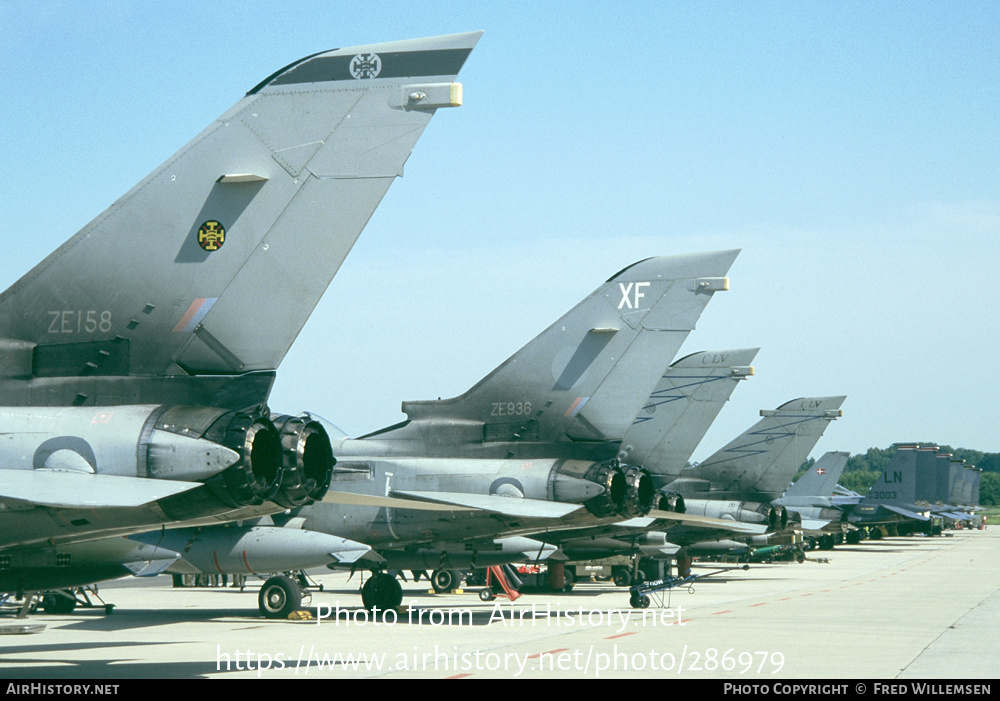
xmin=784 ymin=451 xmax=850 ymax=499
xmin=390 ymin=250 xmax=739 ymax=445
xmin=685 ymin=396 xmax=846 ymax=499
xmin=0 ymin=32 xmax=481 ymax=408
xmin=619 ymin=348 xmax=758 ymax=484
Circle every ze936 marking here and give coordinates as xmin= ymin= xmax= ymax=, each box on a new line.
xmin=47 ymin=310 xmax=112 ymax=335
xmin=491 ymin=402 xmax=532 ymax=417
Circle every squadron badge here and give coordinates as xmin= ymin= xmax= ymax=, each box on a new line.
xmin=350 ymin=53 xmax=382 ymax=80
xmin=197 ymin=220 xmax=225 ymax=251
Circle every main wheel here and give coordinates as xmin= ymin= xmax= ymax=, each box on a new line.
xmin=612 ymin=568 xmax=632 ymax=587
xmin=431 ymin=568 xmax=461 ymax=593
xmin=41 ymin=591 xmax=77 ymax=614
xmin=258 ymin=575 xmax=301 ymax=619
xmin=362 ymin=573 xmax=403 ymax=611
xmin=561 ymin=568 xmax=575 ymax=593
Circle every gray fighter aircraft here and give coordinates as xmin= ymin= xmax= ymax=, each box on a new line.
xmin=0 ymin=32 xmax=481 ymax=603
xmin=844 ymin=445 xmax=934 ymax=538
xmin=535 ymin=396 xmax=845 ymax=575
xmin=271 ymin=250 xmax=741 ymax=612
xmin=919 ymin=448 xmax=980 ymax=518
xmin=844 ymin=445 xmax=980 ymax=542
xmin=772 ymin=450 xmax=851 ymax=548
xmin=501 ymin=348 xmax=760 ymax=576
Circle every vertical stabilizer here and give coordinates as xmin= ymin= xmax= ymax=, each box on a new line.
xmin=683 ymin=396 xmax=845 ymax=499
xmin=619 ymin=348 xmax=757 ymax=485
xmin=859 ymin=446 xmax=918 ymax=507
xmin=396 ymin=250 xmax=739 ymax=445
xmin=0 ymin=32 xmax=482 ymax=408
xmin=782 ymin=450 xmax=850 ymax=501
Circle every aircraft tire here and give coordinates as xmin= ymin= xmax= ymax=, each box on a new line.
xmin=41 ymin=591 xmax=77 ymax=615
xmin=612 ymin=568 xmax=632 ymax=587
xmin=362 ymin=573 xmax=402 ymax=611
xmin=562 ymin=569 xmax=575 ymax=593
xmin=431 ymin=569 xmax=461 ymax=593
xmin=258 ymin=575 xmax=301 ymax=619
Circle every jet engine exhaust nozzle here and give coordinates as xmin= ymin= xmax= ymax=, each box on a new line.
xmin=657 ymin=491 xmax=686 ymax=513
xmin=620 ymin=466 xmax=655 ymax=517
xmin=582 ymin=462 xmax=627 ymax=518
xmin=270 ymin=414 xmax=335 ymax=507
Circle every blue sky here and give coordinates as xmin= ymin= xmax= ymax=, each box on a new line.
xmin=2 ymin=1 xmax=999 ymax=460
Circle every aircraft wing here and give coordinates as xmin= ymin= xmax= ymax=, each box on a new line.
xmin=0 ymin=471 xmax=202 ymax=509
xmin=646 ymin=509 xmax=769 ymax=535
xmin=320 ymin=490 xmax=476 ymax=511
xmin=940 ymin=511 xmax=975 ymax=521
xmin=799 ymin=518 xmax=834 ymax=533
xmin=321 ymin=488 xmax=581 ymax=519
xmin=508 ymin=510 xmax=768 ymax=558
xmin=881 ymin=504 xmax=930 ymax=521
xmin=393 ymin=491 xmax=583 ymax=519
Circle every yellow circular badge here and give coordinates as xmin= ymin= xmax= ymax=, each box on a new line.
xmin=197 ymin=220 xmax=225 ymax=251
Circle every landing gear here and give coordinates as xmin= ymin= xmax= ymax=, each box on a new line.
xmin=361 ymin=573 xmax=403 ymax=611
xmin=561 ymin=568 xmax=575 ymax=593
xmin=430 ymin=569 xmax=463 ymax=593
xmin=258 ymin=575 xmax=302 ymax=619
xmin=40 ymin=591 xmax=77 ymax=615
xmin=612 ymin=567 xmax=632 ymax=587
xmin=37 ymin=588 xmax=113 ymax=615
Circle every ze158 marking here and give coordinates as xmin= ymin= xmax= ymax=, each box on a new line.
xmin=47 ymin=310 xmax=112 ymax=335
xmin=491 ymin=402 xmax=532 ymax=417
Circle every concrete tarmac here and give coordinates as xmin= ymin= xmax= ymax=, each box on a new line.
xmin=1 ymin=529 xmax=997 ymax=679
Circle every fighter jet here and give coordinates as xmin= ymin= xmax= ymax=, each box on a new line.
xmin=0 ymin=32 xmax=482 ymax=602
xmin=840 ymin=444 xmax=980 ymax=541
xmin=772 ymin=451 xmax=852 ymax=548
xmin=920 ymin=452 xmax=980 ymax=530
xmin=844 ymin=445 xmax=935 ymax=538
xmin=919 ymin=448 xmax=980 ymax=521
xmin=534 ymin=396 xmax=845 ymax=576
xmin=272 ymin=251 xmax=741 ymax=611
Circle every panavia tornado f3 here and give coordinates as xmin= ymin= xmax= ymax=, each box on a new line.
xmin=0 ymin=32 xmax=482 ymax=603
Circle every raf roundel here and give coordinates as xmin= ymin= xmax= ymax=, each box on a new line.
xmin=350 ymin=53 xmax=382 ymax=79
xmin=197 ymin=220 xmax=225 ymax=251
